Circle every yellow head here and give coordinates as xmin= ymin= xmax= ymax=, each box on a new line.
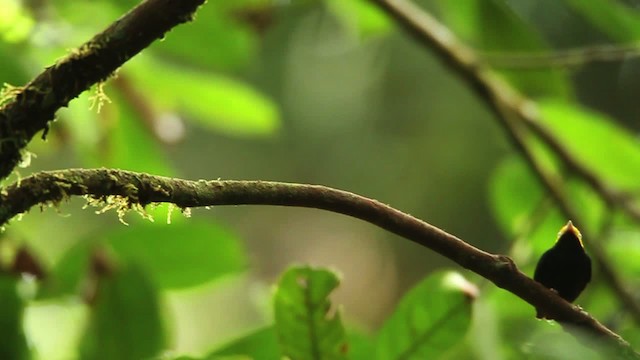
xmin=557 ymin=220 xmax=584 ymax=248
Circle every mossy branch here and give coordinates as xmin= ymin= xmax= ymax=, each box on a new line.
xmin=0 ymin=0 xmax=206 ymax=180
xmin=0 ymin=168 xmax=637 ymax=358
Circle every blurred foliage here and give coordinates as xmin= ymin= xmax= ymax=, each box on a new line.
xmin=0 ymin=276 xmax=29 ymax=360
xmin=79 ymin=262 xmax=166 ymax=360
xmin=1 ymin=0 xmax=640 ymax=358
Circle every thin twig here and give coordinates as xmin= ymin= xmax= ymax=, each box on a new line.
xmin=0 ymin=168 xmax=637 ymax=357
xmin=0 ymin=0 xmax=206 ymax=180
xmin=369 ymin=0 xmax=640 ymax=325
xmin=483 ymin=43 xmax=640 ymax=69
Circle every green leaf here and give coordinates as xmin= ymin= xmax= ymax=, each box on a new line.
xmin=433 ymin=0 xmax=571 ymax=98
xmin=208 ymin=326 xmax=280 ymax=360
xmin=347 ymin=329 xmax=375 ymax=360
xmin=79 ymin=263 xmax=166 ymax=360
xmin=538 ymin=100 xmax=640 ymax=191
xmin=127 ymin=56 xmax=280 ymax=137
xmin=152 ymin=2 xmax=256 ymax=70
xmin=375 ymin=271 xmax=476 ymax=359
xmin=0 ymin=276 xmax=30 ymax=360
xmin=328 ymin=0 xmax=392 ymax=38
xmin=39 ymin=221 xmax=247 ymax=298
xmin=564 ymin=0 xmax=640 ymax=42
xmin=274 ymin=266 xmax=348 ymax=360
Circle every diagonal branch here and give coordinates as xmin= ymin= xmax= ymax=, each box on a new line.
xmin=369 ymin=0 xmax=640 ymax=325
xmin=0 ymin=168 xmax=637 ymax=357
xmin=0 ymin=0 xmax=206 ymax=181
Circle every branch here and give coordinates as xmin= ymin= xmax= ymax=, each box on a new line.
xmin=0 ymin=168 xmax=637 ymax=357
xmin=0 ymin=0 xmax=206 ymax=180
xmin=369 ymin=0 xmax=640 ymax=325
xmin=494 ymin=96 xmax=640 ymax=325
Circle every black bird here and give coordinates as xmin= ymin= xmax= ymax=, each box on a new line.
xmin=533 ymin=220 xmax=592 ymax=318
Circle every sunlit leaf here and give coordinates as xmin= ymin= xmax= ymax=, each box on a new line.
xmin=79 ymin=263 xmax=166 ymax=360
xmin=328 ymin=0 xmax=392 ymax=38
xmin=127 ymin=56 xmax=280 ymax=137
xmin=538 ymin=100 xmax=640 ymax=191
xmin=39 ymin=222 xmax=247 ymax=298
xmin=274 ymin=266 xmax=348 ymax=360
xmin=375 ymin=271 xmax=476 ymax=359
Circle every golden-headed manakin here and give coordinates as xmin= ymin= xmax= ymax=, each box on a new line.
xmin=533 ymin=221 xmax=591 ymax=318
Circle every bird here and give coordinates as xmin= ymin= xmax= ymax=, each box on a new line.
xmin=533 ymin=220 xmax=592 ymax=319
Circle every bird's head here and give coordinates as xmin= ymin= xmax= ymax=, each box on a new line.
xmin=556 ymin=220 xmax=584 ymax=248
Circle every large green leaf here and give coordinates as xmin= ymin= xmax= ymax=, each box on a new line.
xmin=39 ymin=221 xmax=247 ymax=298
xmin=538 ymin=100 xmax=640 ymax=191
xmin=126 ymin=56 xmax=280 ymax=137
xmin=274 ymin=266 xmax=348 ymax=360
xmin=0 ymin=276 xmax=30 ymax=360
xmin=375 ymin=271 xmax=476 ymax=359
xmin=433 ymin=0 xmax=571 ymax=99
xmin=564 ymin=0 xmax=640 ymax=42
xmin=79 ymin=262 xmax=166 ymax=360
xmin=207 ymin=326 xmax=280 ymax=360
